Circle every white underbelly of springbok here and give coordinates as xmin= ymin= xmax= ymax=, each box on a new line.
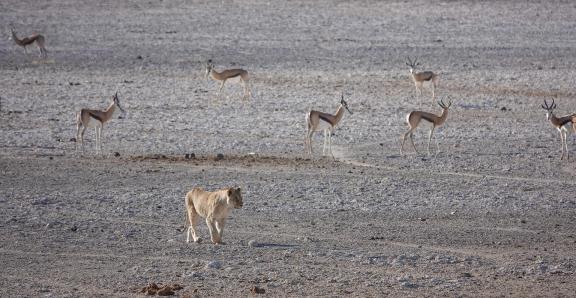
xmin=560 ymin=123 xmax=573 ymax=133
xmin=313 ymin=120 xmax=333 ymax=132
xmin=83 ymin=117 xmax=103 ymax=128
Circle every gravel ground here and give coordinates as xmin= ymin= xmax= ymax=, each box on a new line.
xmin=1 ymin=0 xmax=575 ymax=296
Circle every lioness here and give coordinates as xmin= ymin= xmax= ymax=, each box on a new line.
xmin=185 ymin=187 xmax=243 ymax=244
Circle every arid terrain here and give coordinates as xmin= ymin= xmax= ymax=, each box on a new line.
xmin=1 ymin=0 xmax=576 ymax=297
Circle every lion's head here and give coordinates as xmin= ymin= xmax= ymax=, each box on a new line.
xmin=227 ymin=187 xmax=243 ymax=209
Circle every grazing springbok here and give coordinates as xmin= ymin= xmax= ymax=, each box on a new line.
xmin=76 ymin=92 xmax=126 ymax=154
xmin=406 ymin=57 xmax=439 ymax=102
xmin=401 ymin=98 xmax=452 ymax=155
xmin=205 ymin=59 xmax=251 ymax=100
xmin=10 ymin=27 xmax=47 ymax=59
xmin=305 ymin=93 xmax=353 ymax=159
xmin=541 ymin=98 xmax=576 ymax=160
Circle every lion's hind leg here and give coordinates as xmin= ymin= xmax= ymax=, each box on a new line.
xmin=185 ymin=194 xmax=202 ymax=243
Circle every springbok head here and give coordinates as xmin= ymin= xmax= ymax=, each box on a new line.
xmin=8 ymin=26 xmax=16 ymax=40
xmin=204 ymin=59 xmax=214 ymax=79
xmin=112 ymin=91 xmax=126 ymax=117
xmin=438 ymin=98 xmax=452 ymax=110
xmin=405 ymin=56 xmax=420 ymax=73
xmin=541 ymin=99 xmax=557 ymax=120
xmin=340 ymin=93 xmax=353 ymax=115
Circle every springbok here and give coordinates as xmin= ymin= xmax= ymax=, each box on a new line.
xmin=305 ymin=93 xmax=353 ymax=159
xmin=406 ymin=57 xmax=439 ymax=101
xmin=205 ymin=59 xmax=251 ymax=100
xmin=401 ymin=98 xmax=452 ymax=155
xmin=10 ymin=27 xmax=47 ymax=59
xmin=541 ymin=98 xmax=576 ymax=160
xmin=76 ymin=92 xmax=126 ymax=154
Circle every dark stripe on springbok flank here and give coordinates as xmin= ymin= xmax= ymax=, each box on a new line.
xmin=88 ymin=111 xmax=103 ymax=122
xmin=559 ymin=117 xmax=574 ymax=127
xmin=318 ymin=115 xmax=334 ymax=126
xmin=421 ymin=114 xmax=436 ymax=123
xmin=421 ymin=72 xmax=433 ymax=81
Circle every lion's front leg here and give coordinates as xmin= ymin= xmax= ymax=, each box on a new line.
xmin=215 ymin=218 xmax=226 ymax=244
xmin=206 ymin=218 xmax=221 ymax=244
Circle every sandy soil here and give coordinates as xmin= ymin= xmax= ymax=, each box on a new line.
xmin=1 ymin=0 xmax=576 ymax=296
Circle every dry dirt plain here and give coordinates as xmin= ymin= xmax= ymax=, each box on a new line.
xmin=1 ymin=0 xmax=576 ymax=297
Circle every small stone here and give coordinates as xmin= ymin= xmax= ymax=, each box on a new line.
xmin=70 ymin=226 xmax=78 ymax=232
xmin=205 ymin=260 xmax=221 ymax=269
xmin=214 ymin=153 xmax=224 ymax=161
xmin=70 ymin=137 xmax=76 ymax=142
xmin=400 ymin=281 xmax=418 ymax=288
xmin=114 ymin=152 xmax=120 ymax=157
xmin=157 ymin=287 xmax=174 ymax=296
xmin=170 ymin=284 xmax=183 ymax=291
xmin=136 ymin=55 xmax=143 ymax=59
xmin=250 ymin=286 xmax=266 ymax=294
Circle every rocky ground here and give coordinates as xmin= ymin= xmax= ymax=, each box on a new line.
xmin=1 ymin=0 xmax=575 ymax=296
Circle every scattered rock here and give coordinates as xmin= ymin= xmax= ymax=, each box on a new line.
xmin=141 ymin=282 xmax=159 ymax=295
xmin=69 ymin=82 xmax=81 ymax=86
xmin=500 ymin=106 xmax=508 ymax=111
xmin=250 ymin=286 xmax=266 ymax=294
xmin=184 ymin=271 xmax=202 ymax=278
xmin=214 ymin=153 xmax=224 ymax=161
xmin=248 ymin=240 xmax=259 ymax=247
xmin=205 ymin=260 xmax=221 ymax=269
xmin=114 ymin=152 xmax=121 ymax=157
xmin=70 ymin=137 xmax=76 ymax=142
xmin=185 ymin=153 xmax=196 ymax=160
xmin=400 ymin=281 xmax=418 ymax=288
xmin=70 ymin=225 xmax=78 ymax=232
xmin=157 ymin=287 xmax=174 ymax=296
xmin=32 ymin=197 xmax=51 ymax=205
xmin=137 ymin=283 xmax=183 ymax=296
xmin=461 ymin=272 xmax=473 ymax=278
xmin=397 ymin=275 xmax=419 ymax=288
xmin=137 ymin=55 xmax=143 ymax=59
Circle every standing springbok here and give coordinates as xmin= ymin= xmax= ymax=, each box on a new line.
xmin=406 ymin=57 xmax=439 ymax=102
xmin=205 ymin=59 xmax=251 ymax=100
xmin=401 ymin=98 xmax=452 ymax=155
xmin=305 ymin=93 xmax=353 ymax=159
xmin=76 ymin=92 xmax=126 ymax=154
xmin=541 ymin=99 xmax=576 ymax=160
xmin=10 ymin=27 xmax=47 ymax=59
